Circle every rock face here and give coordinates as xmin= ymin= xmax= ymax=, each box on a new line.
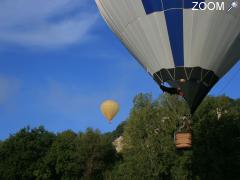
xmin=112 ymin=136 xmax=124 ymax=153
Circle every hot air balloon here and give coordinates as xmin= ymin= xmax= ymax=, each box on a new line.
xmin=100 ymin=100 xmax=119 ymax=123
xmin=96 ymin=0 xmax=240 ymax=114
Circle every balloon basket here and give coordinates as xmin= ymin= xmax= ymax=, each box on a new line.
xmin=175 ymin=132 xmax=192 ymax=149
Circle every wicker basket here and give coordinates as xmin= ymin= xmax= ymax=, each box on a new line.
xmin=175 ymin=132 xmax=192 ymax=149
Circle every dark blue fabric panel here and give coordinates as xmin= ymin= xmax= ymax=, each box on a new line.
xmin=141 ymin=0 xmax=163 ymax=14
xmin=141 ymin=0 xmax=206 ymax=12
xmin=184 ymin=0 xmax=205 ymax=9
xmin=162 ymin=0 xmax=183 ymax=10
xmin=164 ymin=10 xmax=184 ymax=66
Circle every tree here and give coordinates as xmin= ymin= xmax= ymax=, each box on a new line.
xmin=0 ymin=126 xmax=56 ymax=180
xmin=37 ymin=130 xmax=80 ymax=179
xmin=192 ymin=96 xmax=240 ymax=180
xmin=77 ymin=128 xmax=117 ymax=180
xmin=0 ymin=94 xmax=239 ymax=180
xmin=111 ymin=93 xmax=192 ymax=180
xmin=38 ymin=128 xmax=118 ymax=180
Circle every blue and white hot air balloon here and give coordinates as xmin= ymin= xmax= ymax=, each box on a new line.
xmin=96 ymin=0 xmax=240 ymax=113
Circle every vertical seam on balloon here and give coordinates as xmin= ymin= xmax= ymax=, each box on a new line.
xmin=141 ymin=0 xmax=168 ymax=70
xmin=98 ymin=0 xmax=121 ymax=35
xmin=160 ymin=0 xmax=164 ymax=11
xmin=189 ymin=9 xmax=195 ymax=69
xmin=138 ymin=17 xmax=162 ymax=73
xmin=122 ymin=34 xmax=147 ymax=72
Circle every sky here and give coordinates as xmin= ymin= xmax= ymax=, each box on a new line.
xmin=0 ymin=0 xmax=239 ymax=140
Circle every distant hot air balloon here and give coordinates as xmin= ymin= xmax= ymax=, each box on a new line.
xmin=100 ymin=100 xmax=119 ymax=123
xmin=96 ymin=0 xmax=240 ymax=114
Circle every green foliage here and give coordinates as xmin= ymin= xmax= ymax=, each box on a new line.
xmin=109 ymin=94 xmax=240 ymax=180
xmin=37 ymin=128 xmax=117 ymax=180
xmin=111 ymin=93 xmax=191 ymax=180
xmin=76 ymin=128 xmax=117 ymax=180
xmin=0 ymin=94 xmax=239 ymax=180
xmin=38 ymin=130 xmax=79 ymax=179
xmin=192 ymin=96 xmax=240 ymax=180
xmin=0 ymin=126 xmax=56 ymax=179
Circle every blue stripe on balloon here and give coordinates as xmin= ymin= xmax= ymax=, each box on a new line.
xmin=164 ymin=9 xmax=184 ymax=66
xmin=141 ymin=0 xmax=205 ymax=67
xmin=141 ymin=0 xmax=205 ymax=13
xmin=184 ymin=0 xmax=205 ymax=9
xmin=142 ymin=0 xmax=163 ymax=14
xmin=162 ymin=0 xmax=183 ymax=9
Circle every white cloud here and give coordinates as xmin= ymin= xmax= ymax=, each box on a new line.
xmin=0 ymin=0 xmax=98 ymax=48
xmin=0 ymin=76 xmax=21 ymax=105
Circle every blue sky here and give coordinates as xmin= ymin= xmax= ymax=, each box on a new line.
xmin=0 ymin=0 xmax=239 ymax=140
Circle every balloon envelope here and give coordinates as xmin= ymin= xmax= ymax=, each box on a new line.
xmin=96 ymin=0 xmax=240 ymax=113
xmin=100 ymin=100 xmax=119 ymax=122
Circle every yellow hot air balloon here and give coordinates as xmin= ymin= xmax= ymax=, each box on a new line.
xmin=100 ymin=100 xmax=119 ymax=123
